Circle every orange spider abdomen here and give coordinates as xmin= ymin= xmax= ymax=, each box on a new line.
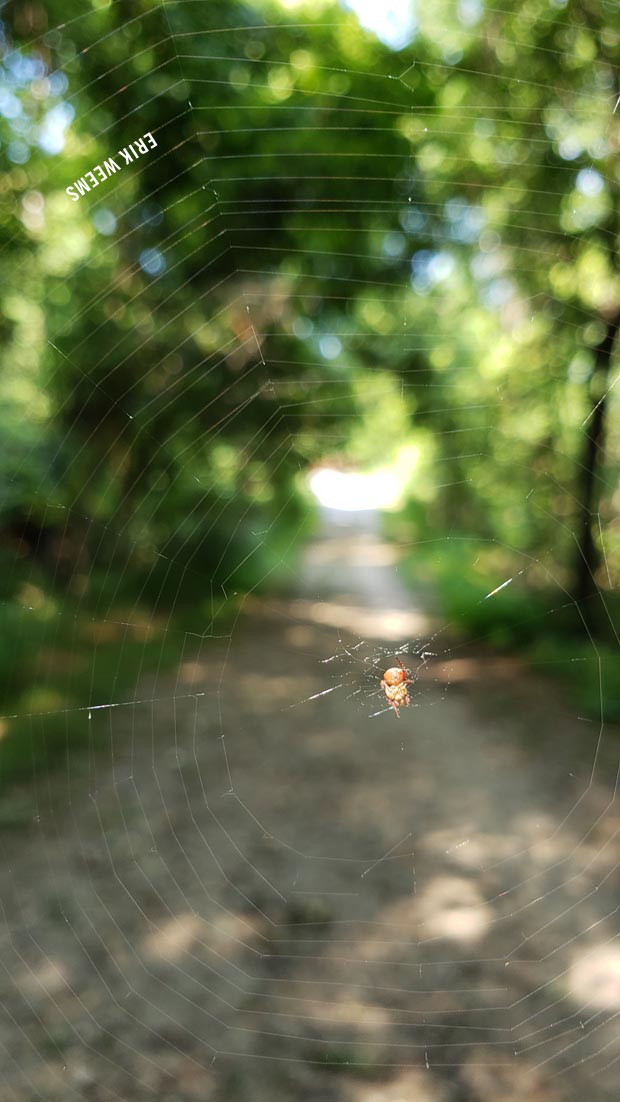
xmin=383 ymin=667 xmax=406 ymax=686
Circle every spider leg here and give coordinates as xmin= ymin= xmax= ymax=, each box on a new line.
xmin=389 ymin=699 xmax=400 ymax=717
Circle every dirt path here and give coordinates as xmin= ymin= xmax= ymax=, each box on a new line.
xmin=1 ymin=510 xmax=620 ymax=1101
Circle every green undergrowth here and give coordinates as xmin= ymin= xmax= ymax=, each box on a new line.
xmin=0 ymin=503 xmax=313 ymax=793
xmin=393 ymin=535 xmax=620 ymax=725
xmin=0 ymin=566 xmax=230 ymax=793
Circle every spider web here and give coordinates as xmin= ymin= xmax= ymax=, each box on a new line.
xmin=311 ymin=638 xmax=439 ymax=718
xmin=1 ymin=3 xmax=620 ymax=1101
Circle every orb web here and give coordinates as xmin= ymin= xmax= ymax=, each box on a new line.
xmin=1 ymin=2 xmax=619 ymax=1101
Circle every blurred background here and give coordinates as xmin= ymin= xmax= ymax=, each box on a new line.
xmin=1 ymin=0 xmax=620 ymax=1099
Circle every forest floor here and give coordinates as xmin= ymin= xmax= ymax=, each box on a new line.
xmin=1 ymin=510 xmax=620 ymax=1102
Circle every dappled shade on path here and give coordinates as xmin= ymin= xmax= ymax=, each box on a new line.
xmin=0 ymin=513 xmax=618 ymax=1101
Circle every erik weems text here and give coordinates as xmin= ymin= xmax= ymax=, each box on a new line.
xmin=65 ymin=132 xmax=158 ymax=202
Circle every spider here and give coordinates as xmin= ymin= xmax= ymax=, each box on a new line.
xmin=381 ymin=657 xmax=414 ymax=718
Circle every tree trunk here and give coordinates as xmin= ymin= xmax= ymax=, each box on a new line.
xmin=573 ymin=316 xmax=618 ymax=608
